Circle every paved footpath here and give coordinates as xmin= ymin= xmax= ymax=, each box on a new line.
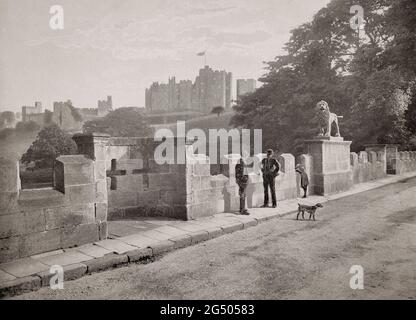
xmin=1 ymin=172 xmax=416 ymax=298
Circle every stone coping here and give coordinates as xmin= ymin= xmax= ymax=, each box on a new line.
xmin=1 ymin=171 xmax=416 ymax=298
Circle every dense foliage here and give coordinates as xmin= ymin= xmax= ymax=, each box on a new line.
xmin=21 ymin=124 xmax=77 ymax=166
xmin=83 ymin=107 xmax=152 ymax=137
xmin=231 ymin=0 xmax=416 ymax=154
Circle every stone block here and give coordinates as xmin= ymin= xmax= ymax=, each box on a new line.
xmin=98 ymin=221 xmax=108 ymax=240
xmin=368 ymin=151 xmax=377 ymax=163
xmin=75 ymin=244 xmax=111 ymax=258
xmin=153 ymin=225 xmax=188 ymax=237
xmin=160 ymin=190 xmax=184 ymax=206
xmin=0 ymin=236 xmax=20 ymax=263
xmin=189 ymin=176 xmax=201 ymax=191
xmin=85 ymin=253 xmax=128 ymax=273
xmin=109 ymin=190 xmax=138 ymax=208
xmin=210 ymin=174 xmax=228 ymax=188
xmin=55 ymin=155 xmax=94 ymax=186
xmin=190 ymin=230 xmax=209 ymax=244
xmin=0 ymin=210 xmax=46 ymax=238
xmin=66 ymin=184 xmax=95 ymax=205
xmin=95 ymin=202 xmax=108 ymax=222
xmin=205 ymin=227 xmax=223 ymax=239
xmin=149 ymin=240 xmax=175 ymax=255
xmin=94 ymin=160 xmax=107 ymax=180
xmin=94 ymin=238 xmax=136 ymax=254
xmin=350 ymin=152 xmax=358 ymax=167
xmin=37 ymin=263 xmax=87 ymax=287
xmin=126 ymin=247 xmax=153 ymax=262
xmin=35 ymin=250 xmax=91 ymax=266
xmin=193 ymin=163 xmax=211 ymax=176
xmin=117 ymin=158 xmax=143 ymax=173
xmin=0 ymin=257 xmax=49 ymax=278
xmin=221 ymin=221 xmax=244 ymax=234
xmin=137 ymin=190 xmax=160 ymax=207
xmin=118 ymin=234 xmax=159 ymax=248
xmin=169 ymin=234 xmax=192 ymax=248
xmin=18 ymin=189 xmax=65 ymax=209
xmin=44 ymin=205 xmax=95 ymax=230
xmin=142 ymin=230 xmax=172 ymax=241
xmin=95 ymin=180 xmax=108 ymax=202
xmin=200 ymin=176 xmax=212 ymax=189
xmin=0 ymin=276 xmax=41 ymax=298
xmin=0 ymin=192 xmax=19 ymax=214
xmin=19 ymin=229 xmax=61 ymax=258
xmin=278 ymin=153 xmax=295 ymax=174
xmin=60 ymin=223 xmax=99 ymax=248
xmin=115 ymin=174 xmax=143 ymax=192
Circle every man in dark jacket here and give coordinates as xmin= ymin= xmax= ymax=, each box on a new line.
xmin=235 ymin=153 xmax=252 ymax=215
xmin=260 ymin=149 xmax=280 ymax=208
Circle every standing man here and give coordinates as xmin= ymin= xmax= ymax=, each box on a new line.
xmin=235 ymin=152 xmax=252 ymax=215
xmin=260 ymin=149 xmax=280 ymax=208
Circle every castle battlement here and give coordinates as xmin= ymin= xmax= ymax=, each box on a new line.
xmin=145 ymin=65 xmax=232 ymax=114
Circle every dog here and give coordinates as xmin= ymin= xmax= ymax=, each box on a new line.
xmin=296 ymin=203 xmax=323 ymax=221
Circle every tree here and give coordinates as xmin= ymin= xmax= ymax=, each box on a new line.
xmin=231 ymin=0 xmax=416 ymax=154
xmin=15 ymin=120 xmax=41 ymax=133
xmin=83 ymin=107 xmax=152 ymax=137
xmin=211 ymin=106 xmax=225 ymax=117
xmin=21 ymin=124 xmax=77 ymax=166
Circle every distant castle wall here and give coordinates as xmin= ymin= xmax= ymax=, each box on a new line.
xmin=146 ymin=66 xmax=232 ymax=114
xmin=18 ymin=98 xmax=111 ymax=133
xmin=22 ymin=102 xmax=42 ymax=122
xmin=52 ymin=101 xmax=83 ymax=132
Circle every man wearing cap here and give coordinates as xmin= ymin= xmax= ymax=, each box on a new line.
xmin=260 ymin=149 xmax=280 ymax=208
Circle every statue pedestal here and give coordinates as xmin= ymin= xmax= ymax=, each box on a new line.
xmin=305 ymin=138 xmax=353 ymax=195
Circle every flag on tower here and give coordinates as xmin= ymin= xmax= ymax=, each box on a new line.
xmin=197 ymin=51 xmax=206 ymax=56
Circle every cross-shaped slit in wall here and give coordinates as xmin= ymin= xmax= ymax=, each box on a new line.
xmin=106 ymin=159 xmax=126 ymax=190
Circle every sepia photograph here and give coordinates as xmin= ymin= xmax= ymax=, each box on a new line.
xmin=0 ymin=0 xmax=415 ymax=308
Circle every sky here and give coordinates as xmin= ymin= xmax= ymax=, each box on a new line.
xmin=0 ymin=0 xmax=330 ymax=112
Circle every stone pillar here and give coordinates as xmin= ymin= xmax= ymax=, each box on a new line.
xmin=385 ymin=144 xmax=399 ymax=174
xmin=73 ymin=133 xmax=110 ymax=239
xmin=365 ymin=144 xmax=387 ymax=174
xmin=0 ymin=158 xmax=20 ymax=214
xmin=304 ymin=137 xmax=353 ymax=195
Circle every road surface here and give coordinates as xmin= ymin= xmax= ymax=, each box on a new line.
xmin=14 ymin=177 xmax=416 ymax=299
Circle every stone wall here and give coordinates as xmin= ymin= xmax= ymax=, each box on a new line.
xmin=396 ymin=151 xmax=416 ymax=174
xmin=90 ymin=136 xmax=189 ymax=220
xmin=0 ymin=154 xmax=108 ymax=263
xmin=350 ymin=150 xmax=386 ymax=184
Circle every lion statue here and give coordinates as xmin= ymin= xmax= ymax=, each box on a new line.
xmin=314 ymin=100 xmax=342 ymax=137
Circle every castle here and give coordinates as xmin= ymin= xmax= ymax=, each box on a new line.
xmin=145 ymin=66 xmax=232 ymax=114
xmin=17 ymin=96 xmax=113 ymax=133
